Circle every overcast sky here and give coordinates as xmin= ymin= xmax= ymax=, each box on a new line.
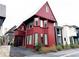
xmin=0 ymin=0 xmax=79 ymax=34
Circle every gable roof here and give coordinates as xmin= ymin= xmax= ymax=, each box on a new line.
xmin=35 ymin=2 xmax=56 ymax=21
xmin=5 ymin=25 xmax=17 ymax=35
xmin=17 ymin=1 xmax=56 ymax=29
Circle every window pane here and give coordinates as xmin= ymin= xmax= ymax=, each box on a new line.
xmin=44 ymin=34 xmax=48 ymax=45
xmin=27 ymin=36 xmax=29 ymax=45
xmin=35 ymin=18 xmax=38 ymax=26
xmin=40 ymin=20 xmax=43 ymax=27
xmin=35 ymin=33 xmax=38 ymax=46
xmin=46 ymin=5 xmax=49 ymax=13
xmin=44 ymin=20 xmax=47 ymax=28
xmin=29 ymin=35 xmax=32 ymax=45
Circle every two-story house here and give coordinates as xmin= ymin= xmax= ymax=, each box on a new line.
xmin=4 ymin=26 xmax=16 ymax=45
xmin=14 ymin=2 xmax=57 ymax=48
xmin=62 ymin=25 xmax=77 ymax=46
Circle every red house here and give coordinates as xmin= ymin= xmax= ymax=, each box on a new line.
xmin=14 ymin=2 xmax=56 ymax=48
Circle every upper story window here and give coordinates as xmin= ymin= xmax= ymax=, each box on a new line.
xmin=57 ymin=28 xmax=61 ymax=34
xmin=27 ymin=22 xmax=33 ymax=29
xmin=46 ymin=5 xmax=49 ymax=13
xmin=44 ymin=20 xmax=47 ymax=28
xmin=40 ymin=20 xmax=43 ymax=27
xmin=35 ymin=18 xmax=39 ymax=26
xmin=21 ymin=26 xmax=24 ymax=30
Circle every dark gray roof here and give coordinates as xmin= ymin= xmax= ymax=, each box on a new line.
xmin=5 ymin=25 xmax=17 ymax=35
xmin=55 ymin=26 xmax=62 ymax=29
xmin=0 ymin=16 xmax=5 ymax=26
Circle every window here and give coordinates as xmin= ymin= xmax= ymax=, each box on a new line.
xmin=27 ymin=25 xmax=29 ymax=29
xmin=57 ymin=29 xmax=60 ymax=34
xmin=35 ymin=18 xmax=39 ymax=26
xmin=27 ymin=36 xmax=29 ymax=45
xmin=44 ymin=34 xmax=48 ymax=45
xmin=21 ymin=26 xmax=24 ymax=30
xmin=40 ymin=20 xmax=43 ymax=27
xmin=29 ymin=35 xmax=32 ymax=45
xmin=46 ymin=5 xmax=49 ymax=13
xmin=41 ymin=34 xmax=43 ymax=38
xmin=44 ymin=20 xmax=47 ymax=28
xmin=35 ymin=33 xmax=38 ymax=46
xmin=29 ymin=24 xmax=32 ymax=28
xmin=64 ymin=38 xmax=66 ymax=41
xmin=27 ymin=35 xmax=32 ymax=45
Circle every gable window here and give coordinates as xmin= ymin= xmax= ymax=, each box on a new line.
xmin=35 ymin=18 xmax=39 ymax=26
xmin=40 ymin=20 xmax=43 ymax=27
xmin=46 ymin=5 xmax=49 ymax=13
xmin=21 ymin=26 xmax=24 ymax=30
xmin=44 ymin=34 xmax=48 ymax=45
xmin=44 ymin=20 xmax=47 ymax=28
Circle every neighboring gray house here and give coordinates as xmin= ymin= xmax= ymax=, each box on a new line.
xmin=4 ymin=26 xmax=16 ymax=45
xmin=55 ymin=26 xmax=63 ymax=45
xmin=0 ymin=4 xmax=6 ymax=36
xmin=0 ymin=4 xmax=6 ymax=45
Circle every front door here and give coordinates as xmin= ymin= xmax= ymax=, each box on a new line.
xmin=14 ymin=36 xmax=23 ymax=47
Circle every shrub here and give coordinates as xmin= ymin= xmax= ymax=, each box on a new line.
xmin=56 ymin=45 xmax=63 ymax=51
xmin=39 ymin=45 xmax=57 ymax=54
xmin=63 ymin=43 xmax=70 ymax=49
xmin=70 ymin=44 xmax=79 ymax=48
xmin=49 ymin=45 xmax=57 ymax=52
xmin=39 ymin=47 xmax=50 ymax=53
xmin=35 ymin=43 xmax=42 ymax=51
xmin=76 ymin=44 xmax=79 ymax=48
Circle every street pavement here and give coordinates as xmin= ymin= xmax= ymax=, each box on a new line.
xmin=0 ymin=45 xmax=79 ymax=57
xmin=28 ymin=48 xmax=79 ymax=57
xmin=9 ymin=47 xmax=79 ymax=57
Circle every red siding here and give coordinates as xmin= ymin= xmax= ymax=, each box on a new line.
xmin=48 ymin=22 xmax=56 ymax=46
xmin=14 ymin=2 xmax=56 ymax=49
xmin=36 ymin=2 xmax=56 ymax=22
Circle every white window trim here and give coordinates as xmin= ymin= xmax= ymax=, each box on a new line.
xmin=29 ymin=35 xmax=32 ymax=45
xmin=35 ymin=33 xmax=38 ymax=46
xmin=40 ymin=20 xmax=43 ymax=27
xmin=46 ymin=5 xmax=49 ymax=13
xmin=44 ymin=34 xmax=48 ymax=45
xmin=44 ymin=20 xmax=47 ymax=27
xmin=35 ymin=18 xmax=39 ymax=26
xmin=27 ymin=36 xmax=29 ymax=45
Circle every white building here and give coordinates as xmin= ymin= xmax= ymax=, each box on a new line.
xmin=62 ymin=25 xmax=77 ymax=45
